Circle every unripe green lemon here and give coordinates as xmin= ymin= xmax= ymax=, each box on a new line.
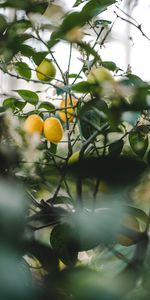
xmin=24 ymin=114 xmax=43 ymax=135
xmin=68 ymin=151 xmax=80 ymax=165
xmin=44 ymin=117 xmax=64 ymax=144
xmin=36 ymin=58 xmax=56 ymax=81
xmin=87 ymin=67 xmax=114 ymax=84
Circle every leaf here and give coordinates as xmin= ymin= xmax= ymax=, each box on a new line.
xmin=0 ymin=0 xmax=48 ymax=14
xmin=80 ymin=109 xmax=101 ymax=139
xmin=3 ymin=98 xmax=17 ymax=109
xmin=127 ymin=74 xmax=146 ymax=87
xmin=38 ymin=101 xmax=55 ymax=111
xmin=73 ymin=0 xmax=84 ymax=7
xmin=15 ymin=89 xmax=39 ymax=105
xmin=72 ymin=81 xmax=93 ymax=93
xmin=68 ymin=73 xmax=82 ymax=79
xmin=50 ymin=223 xmax=78 ymax=266
xmin=26 ymin=240 xmax=59 ymax=273
xmin=7 ymin=20 xmax=32 ymax=37
xmin=19 ymin=44 xmax=35 ymax=57
xmin=0 ymin=14 xmax=7 ymax=34
xmin=32 ymin=51 xmax=49 ymax=66
xmin=101 ymin=61 xmax=117 ymax=71
xmin=109 ymin=139 xmax=124 ymax=156
xmin=15 ymin=62 xmax=31 ymax=79
xmin=129 ymin=130 xmax=149 ymax=158
xmin=81 ymin=0 xmax=116 ymax=19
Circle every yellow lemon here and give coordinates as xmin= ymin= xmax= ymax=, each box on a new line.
xmin=117 ymin=214 xmax=140 ymax=246
xmin=24 ymin=114 xmax=43 ymax=135
xmin=87 ymin=67 xmax=114 ymax=84
xmin=44 ymin=117 xmax=64 ymax=144
xmin=36 ymin=58 xmax=56 ymax=81
xmin=59 ymin=96 xmax=78 ymax=123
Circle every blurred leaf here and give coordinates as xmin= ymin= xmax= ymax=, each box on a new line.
xmin=127 ymin=74 xmax=146 ymax=87
xmin=101 ymin=61 xmax=117 ymax=71
xmin=68 ymin=73 xmax=82 ymax=79
xmin=0 ymin=14 xmax=7 ymax=35
xmin=72 ymin=81 xmax=93 ymax=93
xmin=15 ymin=62 xmax=31 ymax=79
xmin=129 ymin=130 xmax=148 ymax=158
xmin=80 ymin=109 xmax=101 ymax=139
xmin=6 ymin=20 xmax=32 ymax=37
xmin=15 ymin=89 xmax=39 ymax=105
xmin=51 ymin=223 xmax=78 ymax=266
xmin=26 ymin=240 xmax=59 ymax=273
xmin=38 ymin=101 xmax=55 ymax=111
xmin=66 ymin=156 xmax=146 ymax=184
xmin=81 ymin=0 xmax=116 ymax=19
xmin=109 ymin=139 xmax=124 ymax=156
xmin=0 ymin=0 xmax=48 ymax=14
xmin=77 ymin=42 xmax=101 ymax=61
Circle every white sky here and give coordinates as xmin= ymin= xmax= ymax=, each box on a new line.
xmin=1 ymin=0 xmax=150 ymax=98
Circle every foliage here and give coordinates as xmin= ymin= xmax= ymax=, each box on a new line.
xmin=0 ymin=0 xmax=150 ymax=300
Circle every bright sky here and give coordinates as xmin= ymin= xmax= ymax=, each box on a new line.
xmin=1 ymin=0 xmax=150 ymax=98
xmin=65 ymin=0 xmax=150 ymax=80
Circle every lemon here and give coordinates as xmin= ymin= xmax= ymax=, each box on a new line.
xmin=87 ymin=67 xmax=114 ymax=84
xmin=24 ymin=114 xmax=43 ymax=135
xmin=59 ymin=96 xmax=78 ymax=123
xmin=65 ymin=26 xmax=83 ymax=42
xmin=36 ymin=58 xmax=56 ymax=81
xmin=68 ymin=151 xmax=80 ymax=165
xmin=44 ymin=117 xmax=64 ymax=144
xmin=117 ymin=214 xmax=140 ymax=246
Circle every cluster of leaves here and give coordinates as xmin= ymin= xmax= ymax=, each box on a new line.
xmin=0 ymin=0 xmax=150 ymax=300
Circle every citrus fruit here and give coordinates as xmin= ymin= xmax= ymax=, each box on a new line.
xmin=59 ymin=96 xmax=78 ymax=123
xmin=36 ymin=58 xmax=56 ymax=81
xmin=65 ymin=26 xmax=83 ymax=42
xmin=24 ymin=114 xmax=43 ymax=135
xmin=87 ymin=67 xmax=114 ymax=84
xmin=68 ymin=151 xmax=80 ymax=165
xmin=44 ymin=117 xmax=64 ymax=144
xmin=117 ymin=214 xmax=140 ymax=246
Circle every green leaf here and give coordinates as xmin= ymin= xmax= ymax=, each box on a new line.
xmin=19 ymin=44 xmax=35 ymax=57
xmin=7 ymin=20 xmax=32 ymax=37
xmin=73 ymin=0 xmax=84 ymax=7
xmin=81 ymin=0 xmax=116 ymax=19
xmin=15 ymin=89 xmax=39 ymax=105
xmin=68 ymin=73 xmax=82 ymax=79
xmin=109 ymin=139 xmax=124 ymax=156
xmin=127 ymin=74 xmax=146 ymax=87
xmin=15 ymin=62 xmax=31 ymax=79
xmin=3 ymin=98 xmax=17 ymax=109
xmin=129 ymin=130 xmax=149 ymax=158
xmin=72 ymin=81 xmax=93 ymax=93
xmin=101 ymin=61 xmax=117 ymax=71
xmin=38 ymin=101 xmax=55 ymax=111
xmin=32 ymin=51 xmax=49 ymax=66
xmin=0 ymin=0 xmax=48 ymax=14
xmin=3 ymin=98 xmax=26 ymax=110
xmin=0 ymin=14 xmax=7 ymax=34
xmin=50 ymin=223 xmax=78 ymax=266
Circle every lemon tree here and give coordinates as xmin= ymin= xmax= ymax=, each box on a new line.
xmin=0 ymin=1 xmax=150 ymax=300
